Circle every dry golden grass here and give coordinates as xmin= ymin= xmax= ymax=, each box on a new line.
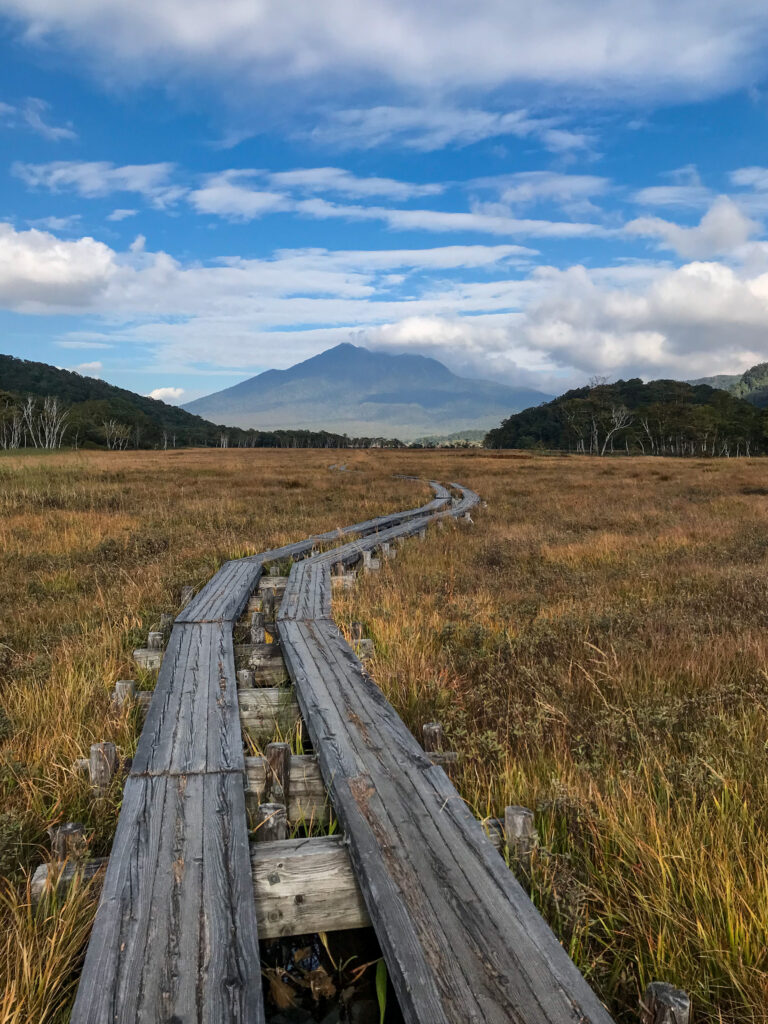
xmin=2 ymin=448 xmax=767 ymax=1022
xmin=336 ymin=451 xmax=768 ymax=1023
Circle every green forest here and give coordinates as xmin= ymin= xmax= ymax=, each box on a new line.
xmin=485 ymin=378 xmax=766 ymax=456
xmin=0 ymin=354 xmax=405 ymax=450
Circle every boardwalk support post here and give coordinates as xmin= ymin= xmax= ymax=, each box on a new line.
xmin=89 ymin=742 xmax=117 ymax=797
xmin=265 ymin=742 xmax=291 ymax=805
xmin=640 ymin=983 xmax=691 ymax=1024
xmin=256 ymin=802 xmax=287 ymax=843
xmin=112 ymin=679 xmax=136 ymax=707
xmin=48 ymin=822 xmax=86 ymax=862
xmin=147 ymin=631 xmax=164 ymax=650
xmin=504 ymin=805 xmax=537 ymax=860
xmin=422 ymin=721 xmax=444 ymax=752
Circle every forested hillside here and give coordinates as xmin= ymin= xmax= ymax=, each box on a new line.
xmin=0 ymin=354 xmax=404 ymax=450
xmin=485 ymin=378 xmax=765 ymax=456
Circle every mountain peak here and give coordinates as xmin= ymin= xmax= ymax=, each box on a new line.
xmin=183 ymin=344 xmax=550 ymax=439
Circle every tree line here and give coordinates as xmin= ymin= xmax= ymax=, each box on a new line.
xmin=485 ymin=378 xmax=767 ymax=457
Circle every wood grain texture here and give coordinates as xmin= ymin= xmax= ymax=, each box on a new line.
xmin=132 ymin=623 xmax=243 ymax=776
xmin=73 ymin=478 xmax=466 ymax=1024
xmin=275 ymin=482 xmax=615 ymax=1024
xmin=252 ymin=836 xmax=370 ymax=939
xmin=71 ymin=773 xmax=263 ymax=1024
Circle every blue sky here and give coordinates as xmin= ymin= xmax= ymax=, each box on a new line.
xmin=2 ymin=2 xmax=768 ymax=402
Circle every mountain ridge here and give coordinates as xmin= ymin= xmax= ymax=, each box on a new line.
xmin=183 ymin=343 xmax=552 ymax=439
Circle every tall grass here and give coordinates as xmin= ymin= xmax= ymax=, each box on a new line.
xmin=3 ymin=449 xmax=767 ymax=1021
xmin=0 ymin=449 xmax=423 ymax=1023
xmin=337 ymin=453 xmax=768 ymax=1023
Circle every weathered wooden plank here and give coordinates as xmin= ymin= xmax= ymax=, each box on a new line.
xmin=71 ymin=774 xmax=264 ymax=1023
xmin=176 ymin=558 xmax=265 ymax=624
xmin=252 ymin=836 xmax=370 ymax=939
xmin=239 ymin=687 xmax=301 ymax=746
xmin=277 ymin=564 xmax=614 ymax=1024
xmin=36 ymin=835 xmax=370 ymax=941
xmin=245 ymin=753 xmax=330 ymax=825
xmin=131 ymin=623 xmax=242 ymax=776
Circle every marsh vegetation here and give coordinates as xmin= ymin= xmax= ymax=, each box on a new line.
xmin=1 ymin=448 xmax=766 ymax=1022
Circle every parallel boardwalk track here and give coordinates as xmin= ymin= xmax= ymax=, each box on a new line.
xmin=71 ymin=478 xmax=614 ymax=1024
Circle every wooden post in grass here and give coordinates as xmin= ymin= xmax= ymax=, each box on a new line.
xmin=256 ymin=802 xmax=287 ymax=843
xmin=351 ymin=622 xmax=364 ymax=642
xmin=89 ymin=742 xmax=117 ymax=797
xmin=422 ymin=722 xmax=444 ymax=752
xmin=180 ymin=585 xmax=194 ymax=607
xmin=418 ymin=527 xmax=427 ymax=542
xmin=48 ymin=822 xmax=86 ymax=862
xmin=113 ymin=679 xmax=136 ymax=707
xmin=269 ymin=564 xmax=280 ymax=577
xmin=159 ymin=612 xmax=174 ymax=631
xmin=147 ymin=631 xmax=164 ymax=650
xmin=381 ymin=541 xmax=393 ymax=559
xmin=640 ymin=983 xmax=691 ymax=1024
xmin=504 ymin=806 xmax=537 ymax=860
xmin=262 ymin=589 xmax=276 ymax=621
xmin=265 ymin=742 xmax=290 ymax=805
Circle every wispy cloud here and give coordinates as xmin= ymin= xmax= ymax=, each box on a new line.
xmin=309 ymin=106 xmax=593 ymax=153
xmin=13 ymin=161 xmax=184 ymax=207
xmin=27 ymin=214 xmax=82 ymax=231
xmin=107 ymin=208 xmax=139 ymax=221
xmin=0 ymin=97 xmax=76 ymax=140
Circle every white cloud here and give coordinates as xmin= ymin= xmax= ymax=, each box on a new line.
xmin=1 ymin=0 xmax=765 ymax=101
xmin=20 ymin=97 xmax=76 ymax=140
xmin=187 ymin=177 xmax=609 ymax=238
xmin=632 ymin=185 xmax=713 ymax=208
xmin=6 ymin=218 xmax=768 ymax=388
xmin=73 ymin=360 xmax=102 ymax=375
xmin=730 ymin=166 xmax=768 ymax=191
xmin=0 ymin=222 xmax=115 ymax=310
xmin=13 ymin=160 xmax=183 ymax=207
xmin=311 ymin=106 xmax=591 ymax=153
xmin=0 ymin=97 xmax=76 ymax=139
xmin=107 ymin=208 xmax=138 ymax=221
xmin=189 ymin=171 xmax=287 ymax=219
xmin=268 ymin=166 xmax=442 ymax=199
xmin=148 ymin=386 xmax=185 ymax=403
xmin=474 ymin=171 xmax=610 ymax=207
xmin=625 ymin=196 xmax=759 ymax=258
xmin=27 ymin=214 xmax=81 ymax=231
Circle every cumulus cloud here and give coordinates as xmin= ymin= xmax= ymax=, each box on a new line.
xmin=0 ymin=0 xmax=766 ymax=101
xmin=625 ymin=196 xmax=759 ymax=258
xmin=0 ymin=222 xmax=115 ymax=310
xmin=5 ymin=218 xmax=768 ymax=388
xmin=73 ymin=360 xmax=102 ymax=375
xmin=148 ymin=386 xmax=185 ymax=403
xmin=13 ymin=160 xmax=184 ymax=207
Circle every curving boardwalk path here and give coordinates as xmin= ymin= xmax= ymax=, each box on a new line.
xmin=71 ymin=479 xmax=614 ymax=1024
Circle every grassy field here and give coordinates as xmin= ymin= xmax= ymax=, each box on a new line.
xmin=1 ymin=449 xmax=767 ymax=1022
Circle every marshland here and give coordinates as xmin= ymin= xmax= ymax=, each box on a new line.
xmin=1 ymin=448 xmax=767 ymax=1022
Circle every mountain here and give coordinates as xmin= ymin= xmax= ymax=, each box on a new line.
xmin=0 ymin=353 xmax=397 ymax=449
xmin=687 ymin=362 xmax=768 ymax=407
xmin=485 ymin=377 xmax=764 ymax=455
xmin=183 ymin=344 xmax=551 ymax=439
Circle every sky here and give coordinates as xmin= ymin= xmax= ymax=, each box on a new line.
xmin=3 ymin=3 xmax=768 ymax=402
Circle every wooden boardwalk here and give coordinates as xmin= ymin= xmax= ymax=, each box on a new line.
xmin=71 ymin=478 xmax=615 ymax=1024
